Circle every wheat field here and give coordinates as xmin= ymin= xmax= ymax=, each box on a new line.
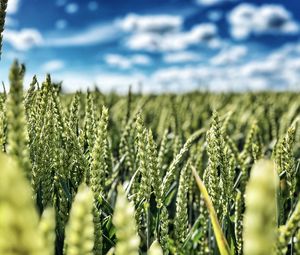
xmin=1 ymin=1 xmax=300 ymax=255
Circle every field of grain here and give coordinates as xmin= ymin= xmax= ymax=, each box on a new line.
xmin=1 ymin=1 xmax=300 ymax=255
xmin=0 ymin=60 xmax=300 ymax=255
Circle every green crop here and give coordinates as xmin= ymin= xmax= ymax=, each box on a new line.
xmin=1 ymin=66 xmax=300 ymax=255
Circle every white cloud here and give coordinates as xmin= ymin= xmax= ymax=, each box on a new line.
xmin=94 ymin=73 xmax=145 ymax=93
xmin=255 ymin=5 xmax=299 ymax=34
xmin=150 ymin=65 xmax=248 ymax=92
xmin=4 ymin=23 xmax=119 ymax=49
xmin=104 ymin=54 xmax=151 ymax=69
xmin=120 ymin=14 xmax=183 ymax=33
xmin=228 ymin=4 xmax=256 ymax=39
xmin=240 ymin=43 xmax=300 ymax=90
xmin=187 ymin=23 xmax=220 ymax=46
xmin=126 ymin=33 xmax=159 ymax=51
xmin=7 ymin=0 xmax=20 ymax=14
xmin=55 ymin=73 xmax=94 ymax=92
xmin=104 ymin=55 xmax=131 ymax=69
xmin=46 ymin=23 xmax=119 ymax=47
xmin=4 ymin=28 xmax=44 ymax=51
xmin=120 ymin=13 xmax=220 ymax=52
xmin=18 ymin=42 xmax=300 ymax=93
xmin=197 ymin=0 xmax=238 ymax=6
xmin=211 ymin=45 xmax=247 ymax=65
xmin=45 ymin=71 xmax=145 ymax=93
xmin=149 ymin=42 xmax=300 ymax=92
xmin=129 ymin=55 xmax=152 ymax=65
xmin=65 ymin=3 xmax=79 ymax=14
xmin=126 ymin=23 xmax=219 ymax=52
xmin=268 ymin=42 xmax=300 ymax=62
xmin=42 ymin=60 xmax=65 ymax=73
xmin=5 ymin=0 xmax=20 ymax=27
xmin=241 ymin=60 xmax=278 ymax=77
xmin=163 ymin=51 xmax=201 ymax=63
xmin=152 ymin=66 xmax=213 ymax=91
xmin=228 ymin=4 xmax=299 ymax=39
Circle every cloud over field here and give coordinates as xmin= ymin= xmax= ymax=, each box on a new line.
xmin=42 ymin=60 xmax=65 ymax=72
xmin=211 ymin=45 xmax=247 ymax=65
xmin=120 ymin=14 xmax=183 ymax=34
xmin=4 ymin=22 xmax=119 ymax=50
xmin=4 ymin=29 xmax=44 ymax=51
xmin=9 ymin=41 xmax=299 ymax=93
xmin=228 ymin=4 xmax=299 ymax=39
xmin=104 ymin=54 xmax=152 ymax=69
xmin=163 ymin=51 xmax=201 ymax=63
xmin=46 ymin=23 xmax=119 ymax=47
xmin=124 ymin=22 xmax=220 ymax=52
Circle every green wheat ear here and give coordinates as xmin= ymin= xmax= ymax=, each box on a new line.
xmin=0 ymin=0 xmax=8 ymax=59
xmin=65 ymin=184 xmax=94 ymax=255
xmin=235 ymin=190 xmax=243 ymax=255
xmin=90 ymin=105 xmax=109 ymax=201
xmin=174 ymin=162 xmax=190 ymax=247
xmin=243 ymin=160 xmax=279 ymax=255
xmin=7 ymin=60 xmax=31 ymax=180
xmin=0 ymin=153 xmax=44 ymax=254
xmin=275 ymin=125 xmax=296 ymax=197
xmin=277 ymin=199 xmax=300 ymax=254
xmin=135 ymin=114 xmax=151 ymax=204
xmin=113 ymin=185 xmax=140 ymax=255
xmin=160 ymin=128 xmax=204 ymax=202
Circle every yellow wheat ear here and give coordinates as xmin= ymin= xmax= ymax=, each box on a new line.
xmin=243 ymin=160 xmax=279 ymax=255
xmin=39 ymin=208 xmax=56 ymax=255
xmin=65 ymin=184 xmax=94 ymax=255
xmin=0 ymin=152 xmax=44 ymax=254
xmin=113 ymin=185 xmax=140 ymax=255
xmin=148 ymin=240 xmax=163 ymax=255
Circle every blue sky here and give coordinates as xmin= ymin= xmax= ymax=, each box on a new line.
xmin=0 ymin=0 xmax=300 ymax=92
